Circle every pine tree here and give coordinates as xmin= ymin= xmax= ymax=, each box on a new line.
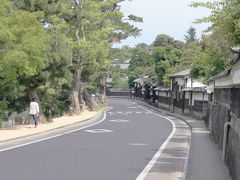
xmin=184 ymin=26 xmax=197 ymax=43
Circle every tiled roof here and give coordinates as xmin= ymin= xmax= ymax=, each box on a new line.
xmin=169 ymin=69 xmax=191 ymax=78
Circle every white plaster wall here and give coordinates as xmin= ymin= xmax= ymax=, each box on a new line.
xmin=159 ymin=91 xmax=168 ymax=97
xmin=215 ymin=76 xmax=233 ymax=87
xmin=176 ymin=77 xmax=185 ymax=87
xmin=187 ymin=78 xmax=192 ymax=87
xmin=192 ymin=92 xmax=208 ymax=101
xmin=185 ymin=92 xmax=190 ymax=99
xmin=214 ymin=62 xmax=240 ymax=87
xmin=186 ymin=78 xmax=206 ymax=88
xmin=192 ymin=80 xmax=206 ymax=87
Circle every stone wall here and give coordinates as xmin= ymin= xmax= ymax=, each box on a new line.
xmin=107 ymin=89 xmax=131 ymax=97
xmin=210 ymin=87 xmax=240 ymax=180
xmin=226 ymin=113 xmax=240 ymax=180
xmin=210 ymin=88 xmax=231 ymax=146
xmin=210 ymin=102 xmax=230 ymax=147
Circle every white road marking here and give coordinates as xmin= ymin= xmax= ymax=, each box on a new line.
xmin=145 ymin=112 xmax=152 ymax=114
xmin=126 ymin=111 xmax=132 ymax=114
xmin=136 ymin=112 xmax=142 ymax=114
xmin=109 ymin=119 xmax=129 ymax=123
xmin=136 ymin=105 xmax=176 ymax=180
xmin=115 ymin=111 xmax=128 ymax=115
xmin=127 ymin=107 xmax=138 ymax=109
xmin=129 ymin=143 xmax=147 ymax=146
xmin=84 ymin=129 xmax=113 ymax=133
xmin=0 ymin=107 xmax=113 ymax=152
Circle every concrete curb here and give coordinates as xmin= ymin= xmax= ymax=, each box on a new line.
xmin=131 ymin=99 xmax=192 ymax=180
xmin=0 ymin=107 xmax=108 ymax=145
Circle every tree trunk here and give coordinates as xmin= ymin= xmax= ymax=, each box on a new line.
xmin=71 ymin=0 xmax=86 ymax=114
xmin=100 ymin=76 xmax=108 ymax=105
xmin=70 ymin=90 xmax=81 ymax=115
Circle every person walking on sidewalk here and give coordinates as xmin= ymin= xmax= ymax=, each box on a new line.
xmin=29 ymin=98 xmax=39 ymax=128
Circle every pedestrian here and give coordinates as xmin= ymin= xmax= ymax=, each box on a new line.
xmin=29 ymin=98 xmax=39 ymax=128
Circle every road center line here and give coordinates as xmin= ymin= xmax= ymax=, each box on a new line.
xmin=84 ymin=129 xmax=113 ymax=133
xmin=135 ymin=105 xmax=176 ymax=180
xmin=109 ymin=119 xmax=129 ymax=123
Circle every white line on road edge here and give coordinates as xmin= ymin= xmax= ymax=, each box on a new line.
xmin=0 ymin=107 xmax=113 ymax=152
xmin=136 ymin=105 xmax=176 ymax=180
xmin=129 ymin=143 xmax=147 ymax=146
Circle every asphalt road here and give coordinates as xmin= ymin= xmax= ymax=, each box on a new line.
xmin=0 ymin=99 xmax=174 ymax=180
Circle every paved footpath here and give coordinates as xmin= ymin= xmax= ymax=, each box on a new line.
xmin=134 ymin=99 xmax=231 ymax=180
xmin=0 ymin=110 xmax=98 ymax=143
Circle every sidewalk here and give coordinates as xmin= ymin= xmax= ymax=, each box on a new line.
xmin=133 ymin=99 xmax=231 ymax=180
xmin=0 ymin=110 xmax=99 ymax=143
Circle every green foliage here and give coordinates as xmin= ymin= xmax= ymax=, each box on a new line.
xmin=153 ymin=34 xmax=174 ymax=47
xmin=0 ymin=10 xmax=50 ymax=111
xmin=127 ymin=45 xmax=156 ymax=86
xmin=191 ymin=0 xmax=240 ymax=45
xmin=110 ymin=45 xmax=133 ymax=62
xmin=128 ymin=48 xmax=154 ymax=71
xmin=39 ymin=83 xmax=71 ymax=117
xmin=110 ymin=64 xmax=128 ymax=89
xmin=185 ymin=26 xmax=197 ymax=43
xmin=190 ymin=32 xmax=230 ymax=81
xmin=0 ymin=0 xmax=142 ymax=117
xmin=0 ymin=99 xmax=8 ymax=124
xmin=153 ymin=34 xmax=185 ymax=50
xmin=152 ymin=46 xmax=183 ymax=85
xmin=0 ymin=0 xmax=13 ymax=16
xmin=113 ymin=78 xmax=129 ymax=89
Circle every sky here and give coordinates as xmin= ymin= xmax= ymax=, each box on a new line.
xmin=113 ymin=0 xmax=213 ymax=47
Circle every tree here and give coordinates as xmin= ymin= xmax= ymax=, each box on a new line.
xmin=128 ymin=48 xmax=153 ymax=71
xmin=12 ymin=0 xmax=142 ymax=112
xmin=184 ymin=26 xmax=197 ymax=43
xmin=0 ymin=10 xmax=50 ymax=114
xmin=153 ymin=34 xmax=174 ymax=47
xmin=0 ymin=1 xmax=73 ymax=119
xmin=191 ymin=0 xmax=240 ymax=45
xmin=189 ymin=1 xmax=235 ymax=80
xmin=153 ymin=34 xmax=185 ymax=50
xmin=110 ymin=45 xmax=133 ymax=63
xmin=127 ymin=45 xmax=155 ymax=87
xmin=153 ymin=46 xmax=183 ymax=85
xmin=190 ymin=32 xmax=230 ymax=81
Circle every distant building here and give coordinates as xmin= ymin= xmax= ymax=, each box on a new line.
xmin=112 ymin=59 xmax=130 ymax=70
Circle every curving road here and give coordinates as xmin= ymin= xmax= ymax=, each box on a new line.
xmin=0 ymin=99 xmax=178 ymax=180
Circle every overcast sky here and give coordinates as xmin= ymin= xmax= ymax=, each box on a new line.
xmin=113 ymin=0 xmax=213 ymax=47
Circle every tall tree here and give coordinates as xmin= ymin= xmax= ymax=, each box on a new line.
xmin=184 ymin=26 xmax=197 ymax=43
xmin=190 ymin=32 xmax=230 ymax=81
xmin=0 ymin=1 xmax=73 ymax=119
xmin=0 ymin=10 xmax=50 ymax=115
xmin=0 ymin=0 xmax=142 ymax=118
xmin=153 ymin=34 xmax=174 ymax=47
xmin=153 ymin=46 xmax=183 ymax=85
xmin=153 ymin=34 xmax=185 ymax=50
